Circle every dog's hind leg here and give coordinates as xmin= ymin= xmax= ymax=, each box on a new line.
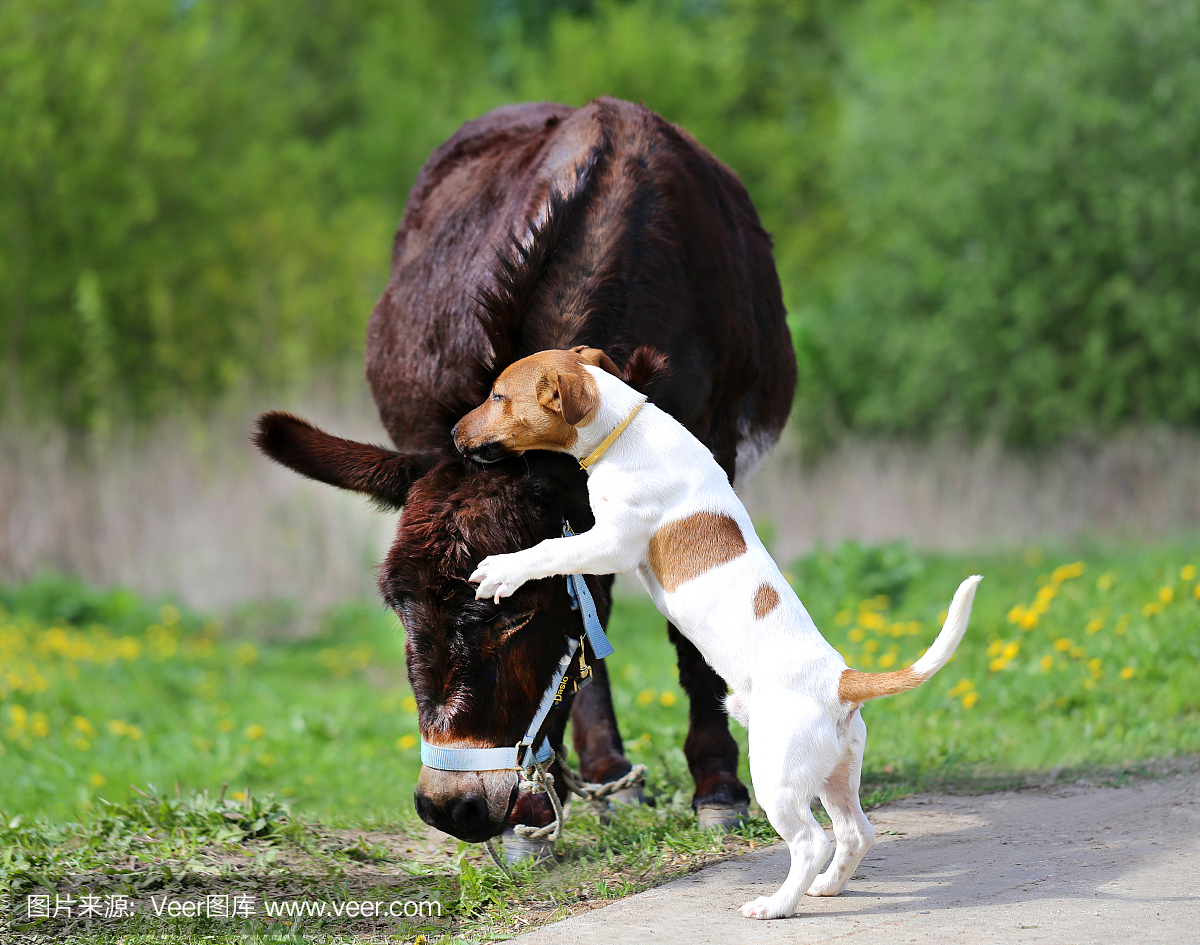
xmin=808 ymin=709 xmax=874 ymax=896
xmin=740 ymin=697 xmax=835 ymax=919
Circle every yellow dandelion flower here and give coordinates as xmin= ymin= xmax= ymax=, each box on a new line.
xmin=1019 ymin=611 xmax=1039 ymax=630
xmin=1082 ymin=678 xmax=1095 ymax=690
xmin=1085 ymin=618 xmax=1104 ymax=635
xmin=948 ymin=679 xmax=974 ymax=698
xmin=231 ymin=790 xmax=246 ymax=802
xmin=73 ymin=716 xmax=95 ymax=735
xmin=878 ymin=653 xmax=897 ymax=669
xmin=1053 ymin=638 xmax=1072 ymax=652
xmin=1142 ymin=602 xmax=1162 ymax=617
xmin=1119 ymin=667 xmax=1135 ymax=680
xmin=1194 ymin=582 xmax=1200 ymax=601
xmin=159 ymin=604 xmax=181 ymax=625
xmin=834 ymin=610 xmax=852 ymax=626
xmin=1053 ymin=561 xmax=1086 ymax=582
xmin=659 ymin=691 xmax=677 ymax=707
xmin=1087 ymin=657 xmax=1102 ymax=672
xmin=1070 ymin=646 xmax=1085 ymax=659
xmin=961 ymin=691 xmax=979 ymax=709
xmin=863 ymin=639 xmax=880 ymax=654
xmin=90 ymin=773 xmax=106 ymax=788
xmin=401 ymin=696 xmax=417 ymax=713
xmin=859 ymin=611 xmax=884 ymax=630
xmin=988 ymin=657 xmax=1008 ymax=672
xmin=396 ymin=734 xmax=417 ymax=751
xmin=118 ymin=637 xmax=141 ymax=660
xmin=1115 ymin=614 xmax=1130 ymax=633
xmin=848 ymin=627 xmax=865 ymax=643
xmin=245 ymin=723 xmax=265 ymax=741
xmin=1096 ymin=573 xmax=1115 ymax=591
xmin=106 ymin=719 xmax=127 ymax=736
xmin=1007 ymin=604 xmax=1026 ymax=624
xmin=1040 ymin=655 xmax=1053 ymax=671
xmin=1036 ymin=584 xmax=1058 ymax=603
xmin=636 ymin=689 xmax=656 ymax=707
xmin=986 ymin=640 xmax=1003 ymax=658
xmin=29 ymin=712 xmax=49 ymax=738
xmin=9 ymin=705 xmax=27 ymax=727
xmin=217 ymin=718 xmax=235 ymax=733
xmin=937 ymin=608 xmax=949 ymax=624
xmin=1159 ymin=586 xmax=1174 ymax=604
xmin=236 ymin=643 xmax=258 ymax=665
xmin=1002 ymin=641 xmax=1020 ymax=659
xmin=125 ymin=724 xmax=143 ymax=741
xmin=1181 ymin=565 xmax=1196 ymax=582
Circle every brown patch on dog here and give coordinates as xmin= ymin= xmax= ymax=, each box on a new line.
xmin=753 ymin=583 xmax=779 ymax=619
xmin=648 ymin=512 xmax=747 ymax=592
xmin=838 ymin=667 xmax=924 ymax=704
xmin=454 ymin=350 xmax=607 ymax=457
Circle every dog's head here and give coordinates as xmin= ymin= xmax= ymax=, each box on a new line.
xmin=452 ymin=346 xmax=620 ymax=462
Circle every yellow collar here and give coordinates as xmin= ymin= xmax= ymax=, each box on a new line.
xmin=578 ymin=400 xmax=645 ymax=470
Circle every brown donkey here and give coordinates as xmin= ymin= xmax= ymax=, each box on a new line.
xmin=255 ymin=97 xmax=796 ymax=846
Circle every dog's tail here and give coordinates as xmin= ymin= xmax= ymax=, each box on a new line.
xmin=838 ymin=575 xmax=982 ymax=704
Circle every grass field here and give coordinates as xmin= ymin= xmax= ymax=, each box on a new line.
xmin=2 ymin=537 xmax=1198 ymax=941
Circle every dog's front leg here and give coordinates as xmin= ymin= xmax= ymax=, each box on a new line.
xmin=471 ymin=525 xmax=640 ymax=603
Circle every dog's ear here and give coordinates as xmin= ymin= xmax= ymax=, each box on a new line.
xmin=537 ymin=368 xmax=598 ymax=426
xmin=570 ymin=344 xmax=621 ymax=378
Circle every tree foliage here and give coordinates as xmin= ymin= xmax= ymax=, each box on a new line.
xmin=812 ymin=0 xmax=1200 ymax=447
xmin=4 ymin=0 xmax=1199 ymax=448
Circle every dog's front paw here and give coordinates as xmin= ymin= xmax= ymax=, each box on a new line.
xmin=740 ymin=895 xmax=792 ymax=920
xmin=469 ymin=554 xmax=530 ymax=604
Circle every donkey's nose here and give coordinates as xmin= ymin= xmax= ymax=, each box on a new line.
xmin=414 ymin=787 xmax=492 ymax=841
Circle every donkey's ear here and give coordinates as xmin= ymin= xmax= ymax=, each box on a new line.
xmin=253 ymin=412 xmax=433 ymax=511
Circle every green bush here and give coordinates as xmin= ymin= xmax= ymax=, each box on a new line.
xmin=811 ymin=0 xmax=1200 ymax=448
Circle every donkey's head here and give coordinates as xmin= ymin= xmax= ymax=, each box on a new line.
xmin=254 ymin=413 xmax=602 ymax=841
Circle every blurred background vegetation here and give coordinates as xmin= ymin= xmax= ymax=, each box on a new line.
xmin=5 ymin=0 xmax=1198 ymax=447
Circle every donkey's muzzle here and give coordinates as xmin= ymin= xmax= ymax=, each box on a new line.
xmin=414 ymin=767 xmax=519 ymax=842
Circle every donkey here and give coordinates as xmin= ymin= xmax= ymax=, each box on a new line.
xmin=254 ymin=97 xmax=796 ymax=845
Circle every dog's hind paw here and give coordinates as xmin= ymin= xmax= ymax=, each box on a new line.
xmin=740 ymin=895 xmax=792 ymax=919
xmin=805 ymin=873 xmax=846 ymax=897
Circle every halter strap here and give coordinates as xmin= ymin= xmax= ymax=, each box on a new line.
xmin=419 ymin=519 xmax=610 ymax=772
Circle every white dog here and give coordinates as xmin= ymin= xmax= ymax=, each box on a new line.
xmin=454 ymin=346 xmax=981 ymax=919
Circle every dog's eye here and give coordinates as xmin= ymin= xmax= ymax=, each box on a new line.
xmin=491 ymin=391 xmax=503 ymax=403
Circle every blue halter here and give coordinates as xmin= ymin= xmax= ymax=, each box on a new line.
xmin=419 ymin=522 xmax=613 ymax=773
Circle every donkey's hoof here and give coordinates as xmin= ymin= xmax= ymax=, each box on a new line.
xmin=607 ymin=785 xmax=646 ymax=809
xmin=500 ymin=828 xmax=556 ymax=865
xmin=697 ymin=803 xmax=749 ymax=832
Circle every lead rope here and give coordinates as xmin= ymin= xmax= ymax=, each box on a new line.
xmin=482 ymin=751 xmax=648 ymax=875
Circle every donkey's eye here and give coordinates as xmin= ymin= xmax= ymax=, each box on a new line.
xmin=493 ymin=611 xmax=535 ymax=644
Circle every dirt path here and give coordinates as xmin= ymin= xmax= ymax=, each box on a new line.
xmin=512 ymin=773 xmax=1200 ymax=944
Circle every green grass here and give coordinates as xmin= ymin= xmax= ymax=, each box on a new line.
xmin=1 ymin=537 xmax=1198 ymax=941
